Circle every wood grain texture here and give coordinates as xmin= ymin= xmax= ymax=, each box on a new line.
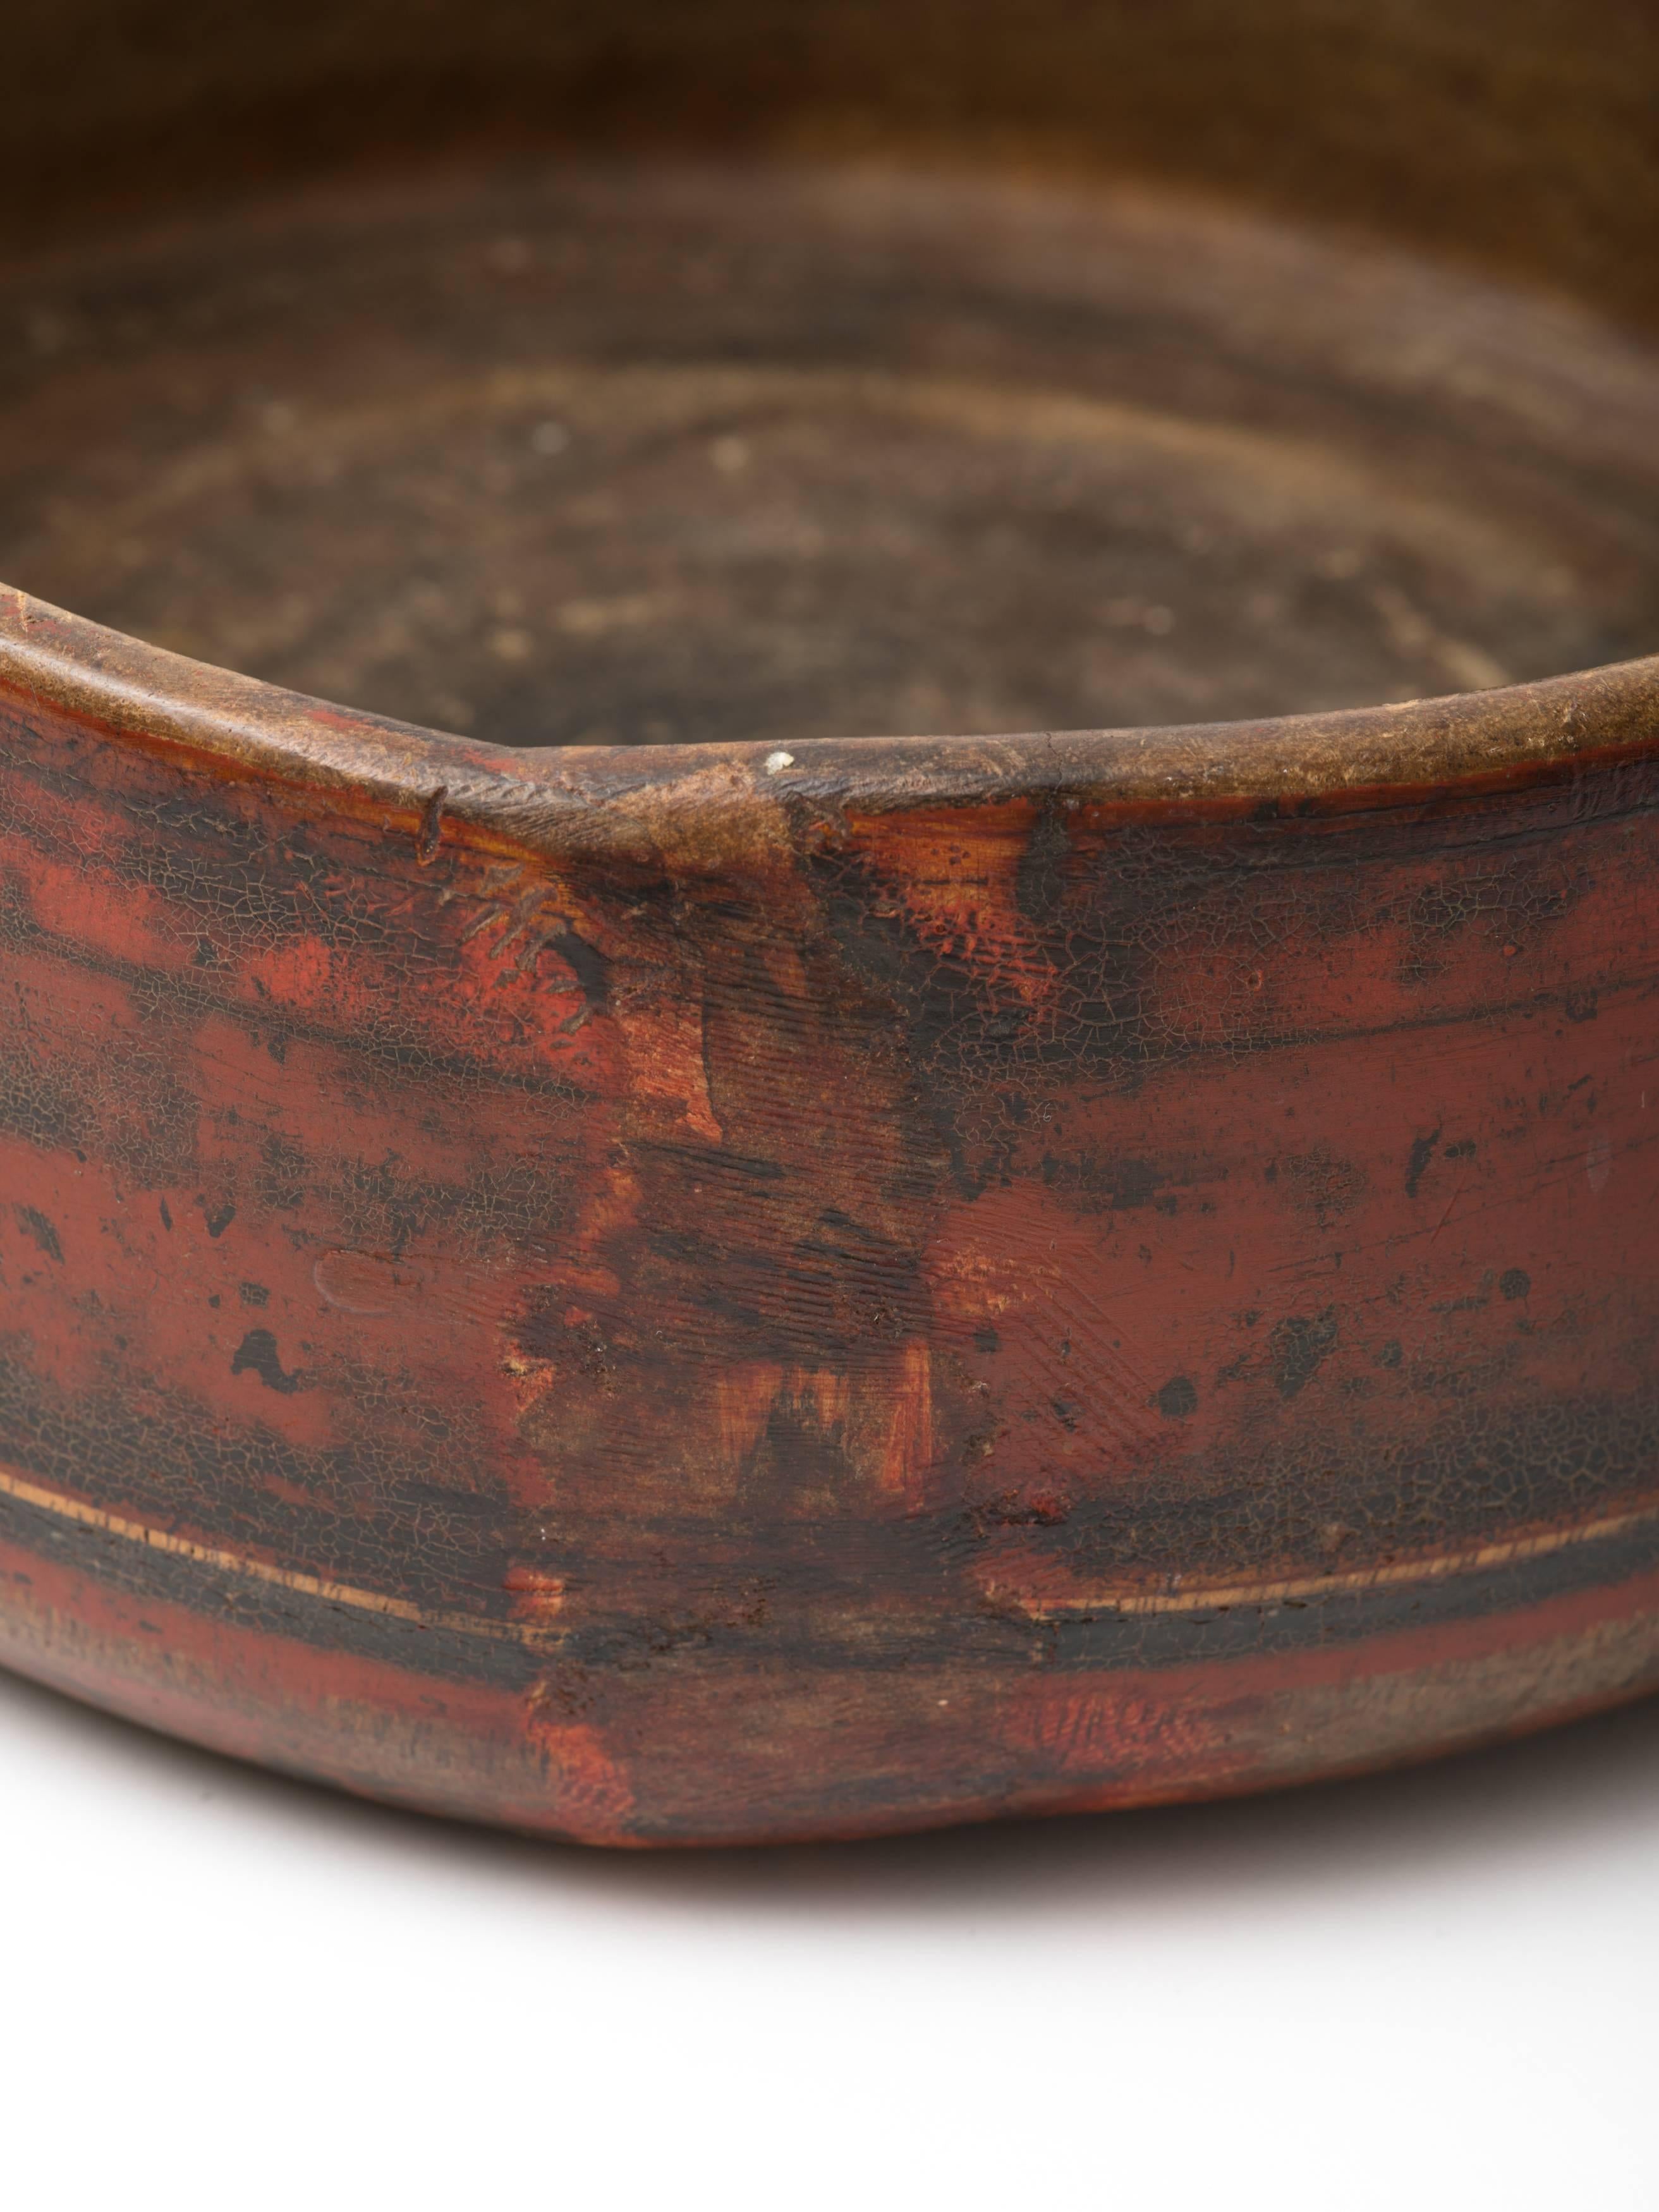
xmin=4 ymin=0 xmax=1658 ymax=1840
xmin=3 ymin=589 xmax=1658 ymax=1840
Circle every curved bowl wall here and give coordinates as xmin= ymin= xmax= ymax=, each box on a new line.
xmin=1 ymin=0 xmax=1657 ymax=1842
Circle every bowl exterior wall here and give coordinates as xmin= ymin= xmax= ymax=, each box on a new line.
xmin=1 ymin=629 xmax=1657 ymax=1840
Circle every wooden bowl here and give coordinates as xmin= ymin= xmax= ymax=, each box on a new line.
xmin=2 ymin=0 xmax=1656 ymax=1843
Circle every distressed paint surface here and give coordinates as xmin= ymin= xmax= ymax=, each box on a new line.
xmin=2 ymin=596 xmax=1658 ymax=1841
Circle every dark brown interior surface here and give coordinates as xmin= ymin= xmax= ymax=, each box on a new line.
xmin=4 ymin=0 xmax=1656 ymax=747
xmin=13 ymin=1 xmax=1659 ymax=324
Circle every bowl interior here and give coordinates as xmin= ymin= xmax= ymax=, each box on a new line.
xmin=4 ymin=1 xmax=1657 ymax=746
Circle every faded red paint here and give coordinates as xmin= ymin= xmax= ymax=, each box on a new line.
xmin=1 ymin=595 xmax=1657 ymax=1841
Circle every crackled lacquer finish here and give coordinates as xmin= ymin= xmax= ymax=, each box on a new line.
xmin=1 ymin=598 xmax=1658 ymax=1841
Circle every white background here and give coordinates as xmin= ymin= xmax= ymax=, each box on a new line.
xmin=2 ymin=1669 xmax=1654 ymax=2211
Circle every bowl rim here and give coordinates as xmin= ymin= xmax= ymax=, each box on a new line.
xmin=4 ymin=582 xmax=1657 ymax=873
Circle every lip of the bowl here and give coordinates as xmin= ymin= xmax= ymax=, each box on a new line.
xmin=3 ymin=581 xmax=1658 ymax=875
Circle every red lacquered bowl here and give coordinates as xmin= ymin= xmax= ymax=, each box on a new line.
xmin=1 ymin=0 xmax=1656 ymax=1842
